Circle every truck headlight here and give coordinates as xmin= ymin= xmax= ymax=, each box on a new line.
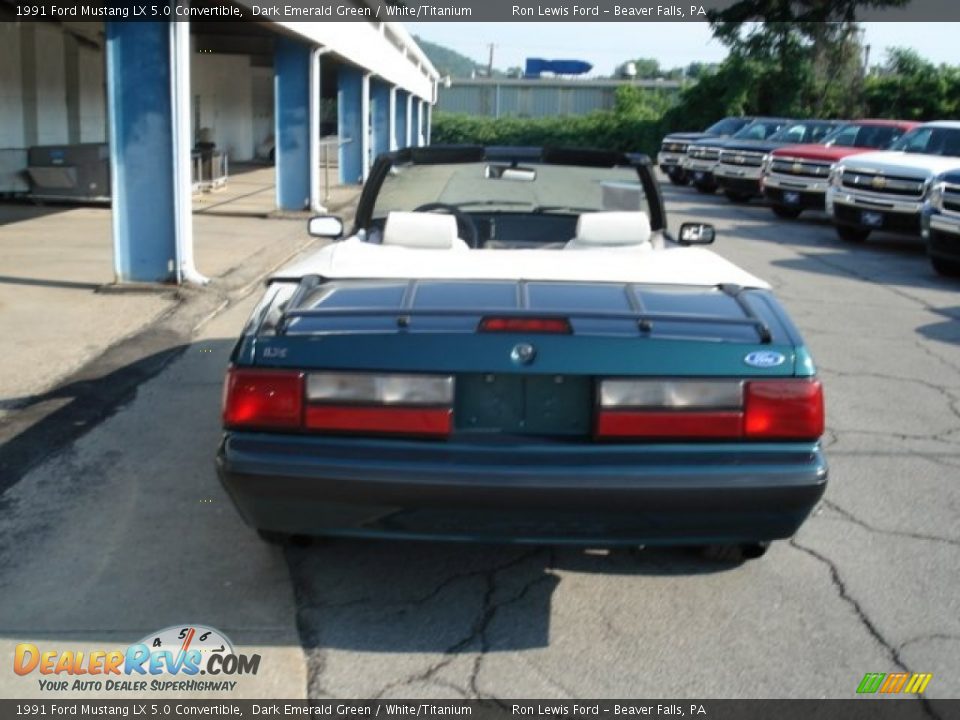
xmin=828 ymin=164 xmax=843 ymax=189
xmin=927 ymin=181 xmax=945 ymax=212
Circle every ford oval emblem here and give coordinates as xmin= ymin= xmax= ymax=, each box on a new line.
xmin=744 ymin=351 xmax=786 ymax=368
xmin=511 ymin=343 xmax=537 ymax=365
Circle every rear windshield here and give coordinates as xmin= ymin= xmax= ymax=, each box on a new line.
xmin=890 ymin=126 xmax=960 ymax=156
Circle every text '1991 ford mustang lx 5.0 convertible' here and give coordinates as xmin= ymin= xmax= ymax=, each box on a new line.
xmin=216 ymin=146 xmax=826 ymax=561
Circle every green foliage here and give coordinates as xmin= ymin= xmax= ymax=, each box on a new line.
xmin=863 ymin=48 xmax=960 ymax=119
xmin=414 ymin=36 xmax=499 ymax=79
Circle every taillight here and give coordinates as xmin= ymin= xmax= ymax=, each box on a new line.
xmin=222 ymin=368 xmax=304 ymax=430
xmin=304 ymin=372 xmax=453 ymax=437
xmin=479 ymin=317 xmax=572 ymax=334
xmin=744 ymin=379 xmax=824 ymax=440
xmin=222 ymin=369 xmax=454 ymax=438
xmin=595 ymin=378 xmax=823 ymax=441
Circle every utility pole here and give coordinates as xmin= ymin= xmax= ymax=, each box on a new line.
xmin=487 ymin=43 xmax=496 ymax=77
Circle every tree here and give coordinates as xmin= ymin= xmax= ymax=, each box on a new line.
xmin=630 ymin=58 xmax=662 ymax=79
xmin=863 ymin=48 xmax=960 ymax=119
xmin=707 ymin=0 xmax=910 ymax=116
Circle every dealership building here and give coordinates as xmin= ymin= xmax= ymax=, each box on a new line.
xmin=0 ymin=1 xmax=439 ymax=283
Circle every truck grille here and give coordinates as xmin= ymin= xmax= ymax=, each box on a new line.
xmin=719 ymin=150 xmax=765 ymax=168
xmin=769 ymin=157 xmax=832 ymax=179
xmin=661 ymin=141 xmax=688 ymax=153
xmin=841 ymin=170 xmax=926 ymax=198
xmin=688 ymin=146 xmax=720 ymax=161
xmin=943 ymin=183 xmax=960 ymax=214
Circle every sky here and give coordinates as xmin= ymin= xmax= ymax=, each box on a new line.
xmin=405 ymin=22 xmax=960 ymax=77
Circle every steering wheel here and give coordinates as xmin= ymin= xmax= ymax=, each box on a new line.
xmin=413 ymin=202 xmax=480 ymax=248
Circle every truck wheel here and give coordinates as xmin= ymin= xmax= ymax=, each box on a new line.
xmin=694 ymin=181 xmax=716 ymax=194
xmin=931 ymin=256 xmax=960 ymax=277
xmin=668 ymin=169 xmax=690 ymax=186
xmin=836 ymin=225 xmax=870 ymax=243
xmin=772 ymin=204 xmax=803 ymax=220
xmin=724 ymin=191 xmax=752 ymax=204
xmin=698 ymin=542 xmax=770 ymax=562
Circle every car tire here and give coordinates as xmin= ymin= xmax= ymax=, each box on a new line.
xmin=668 ymin=170 xmax=690 ymax=186
xmin=931 ymin=256 xmax=960 ymax=277
xmin=836 ymin=225 xmax=871 ymax=243
xmin=724 ymin=191 xmax=752 ymax=204
xmin=694 ymin=182 xmax=716 ymax=194
xmin=697 ymin=542 xmax=770 ymax=562
xmin=772 ymin=204 xmax=803 ymax=220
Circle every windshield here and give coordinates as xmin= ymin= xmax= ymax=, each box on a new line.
xmin=821 ymin=123 xmax=909 ymax=149
xmin=731 ymin=119 xmax=787 ymax=141
xmin=372 ymin=161 xmax=649 ymax=219
xmin=705 ymin=117 xmax=750 ymax=135
xmin=890 ymin=126 xmax=960 ymax=156
xmin=769 ymin=121 xmax=837 ymax=145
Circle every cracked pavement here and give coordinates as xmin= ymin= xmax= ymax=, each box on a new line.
xmin=0 ymin=182 xmax=958 ymax=700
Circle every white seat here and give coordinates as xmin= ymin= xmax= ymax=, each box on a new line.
xmin=382 ymin=211 xmax=468 ymax=250
xmin=565 ymin=211 xmax=652 ymax=250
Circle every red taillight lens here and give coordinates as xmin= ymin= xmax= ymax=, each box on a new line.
xmin=305 ymin=406 xmax=452 ymax=436
xmin=744 ymin=379 xmax=824 ymax=440
xmin=222 ymin=368 xmax=304 ymax=430
xmin=479 ymin=317 xmax=572 ymax=334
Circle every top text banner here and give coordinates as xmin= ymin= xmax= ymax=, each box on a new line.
xmin=9 ymin=0 xmax=960 ymax=22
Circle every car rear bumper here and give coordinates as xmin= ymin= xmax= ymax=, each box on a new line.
xmin=217 ymin=433 xmax=828 ymax=545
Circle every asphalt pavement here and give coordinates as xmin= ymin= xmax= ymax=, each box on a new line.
xmin=1 ymin=181 xmax=958 ymax=700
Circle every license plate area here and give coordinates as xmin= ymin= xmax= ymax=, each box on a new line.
xmin=455 ymin=374 xmax=592 ymax=436
xmin=862 ymin=210 xmax=884 ymax=227
xmin=784 ymin=191 xmax=801 ymax=205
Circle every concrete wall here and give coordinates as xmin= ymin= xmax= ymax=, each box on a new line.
xmin=191 ymin=52 xmax=257 ymax=162
xmin=0 ymin=22 xmax=106 ymax=150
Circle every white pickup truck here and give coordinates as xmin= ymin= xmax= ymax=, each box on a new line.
xmin=825 ymin=121 xmax=960 ymax=243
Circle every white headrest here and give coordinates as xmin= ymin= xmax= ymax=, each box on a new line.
xmin=382 ymin=211 xmax=460 ymax=249
xmin=569 ymin=211 xmax=652 ymax=247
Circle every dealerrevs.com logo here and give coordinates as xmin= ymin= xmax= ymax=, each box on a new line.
xmin=13 ymin=625 xmax=261 ymax=693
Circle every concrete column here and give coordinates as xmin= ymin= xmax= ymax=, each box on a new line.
xmin=405 ymin=92 xmax=413 ymax=148
xmin=105 ymin=21 xmax=178 ymax=283
xmin=411 ymin=98 xmax=421 ymax=148
xmin=370 ymin=79 xmax=391 ymax=164
xmin=388 ymin=86 xmax=398 ymax=152
xmin=361 ymin=72 xmax=371 ymax=181
xmin=424 ymin=101 xmax=432 ymax=145
xmin=393 ymin=89 xmax=407 ymax=150
xmin=274 ymin=36 xmax=311 ymax=210
xmin=337 ymin=64 xmax=364 ymax=184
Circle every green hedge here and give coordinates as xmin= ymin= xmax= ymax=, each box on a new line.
xmin=431 ymin=111 xmax=667 ymax=158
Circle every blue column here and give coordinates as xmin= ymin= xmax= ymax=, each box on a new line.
xmin=105 ymin=21 xmax=177 ymax=283
xmin=275 ymin=36 xmax=311 ymax=210
xmin=394 ymin=90 xmax=408 ymax=149
xmin=411 ymin=99 xmax=422 ymax=148
xmin=370 ymin=79 xmax=391 ymax=164
xmin=338 ymin=65 xmax=364 ymax=184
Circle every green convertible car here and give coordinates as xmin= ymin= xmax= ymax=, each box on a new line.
xmin=216 ymin=146 xmax=827 ymax=561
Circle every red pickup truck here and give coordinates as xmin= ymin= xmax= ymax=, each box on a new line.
xmin=761 ymin=119 xmax=919 ymax=220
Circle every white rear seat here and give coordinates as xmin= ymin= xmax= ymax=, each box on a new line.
xmin=382 ymin=211 xmax=469 ymax=250
xmin=565 ymin=211 xmax=652 ymax=250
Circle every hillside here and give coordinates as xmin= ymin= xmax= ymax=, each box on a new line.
xmin=414 ymin=35 xmax=505 ymax=78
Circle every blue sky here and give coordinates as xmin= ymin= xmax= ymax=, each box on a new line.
xmin=405 ymin=22 xmax=960 ymax=77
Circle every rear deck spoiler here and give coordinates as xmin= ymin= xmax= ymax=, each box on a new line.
xmin=275 ymin=275 xmax=774 ymax=344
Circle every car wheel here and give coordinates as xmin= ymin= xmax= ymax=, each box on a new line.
xmin=836 ymin=225 xmax=871 ymax=243
xmin=931 ymin=256 xmax=960 ymax=277
xmin=694 ymin=182 xmax=716 ymax=194
xmin=772 ymin=204 xmax=803 ymax=220
xmin=724 ymin=191 xmax=752 ymax=204
xmin=668 ymin=170 xmax=690 ymax=186
xmin=697 ymin=542 xmax=770 ymax=562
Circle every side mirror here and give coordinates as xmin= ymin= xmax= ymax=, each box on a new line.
xmin=678 ymin=222 xmax=716 ymax=245
xmin=307 ymin=215 xmax=344 ymax=238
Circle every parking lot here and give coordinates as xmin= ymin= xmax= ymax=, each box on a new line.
xmin=1 ymin=179 xmax=958 ymax=700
